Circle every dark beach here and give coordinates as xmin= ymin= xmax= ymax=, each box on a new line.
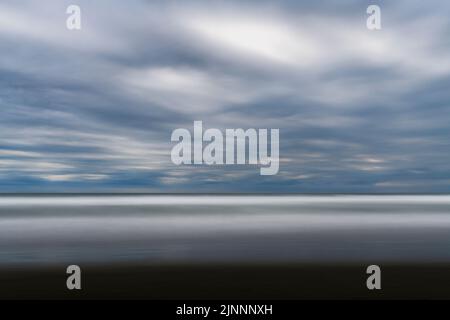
xmin=2 ymin=263 xmax=450 ymax=299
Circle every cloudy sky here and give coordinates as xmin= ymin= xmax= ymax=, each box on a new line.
xmin=0 ymin=0 xmax=449 ymax=193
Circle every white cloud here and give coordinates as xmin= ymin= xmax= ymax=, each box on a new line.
xmin=38 ymin=174 xmax=109 ymax=182
xmin=121 ymin=66 xmax=277 ymax=113
xmin=183 ymin=11 xmax=321 ymax=67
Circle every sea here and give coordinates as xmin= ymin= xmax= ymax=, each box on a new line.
xmin=1 ymin=195 xmax=450 ymax=267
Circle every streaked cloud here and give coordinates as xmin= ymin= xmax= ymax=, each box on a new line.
xmin=0 ymin=0 xmax=449 ymax=192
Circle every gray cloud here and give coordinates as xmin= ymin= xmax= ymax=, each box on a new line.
xmin=0 ymin=0 xmax=450 ymax=192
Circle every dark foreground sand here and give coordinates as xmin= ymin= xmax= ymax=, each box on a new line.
xmin=1 ymin=263 xmax=450 ymax=299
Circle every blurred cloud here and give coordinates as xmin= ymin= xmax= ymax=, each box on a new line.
xmin=0 ymin=0 xmax=449 ymax=192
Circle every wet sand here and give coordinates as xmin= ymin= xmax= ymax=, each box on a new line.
xmin=2 ymin=263 xmax=450 ymax=299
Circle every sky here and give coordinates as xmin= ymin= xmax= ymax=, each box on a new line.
xmin=0 ymin=0 xmax=450 ymax=193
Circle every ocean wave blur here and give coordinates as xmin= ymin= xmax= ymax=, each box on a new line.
xmin=1 ymin=195 xmax=450 ymax=266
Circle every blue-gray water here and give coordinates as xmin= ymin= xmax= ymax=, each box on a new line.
xmin=1 ymin=195 xmax=450 ymax=266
